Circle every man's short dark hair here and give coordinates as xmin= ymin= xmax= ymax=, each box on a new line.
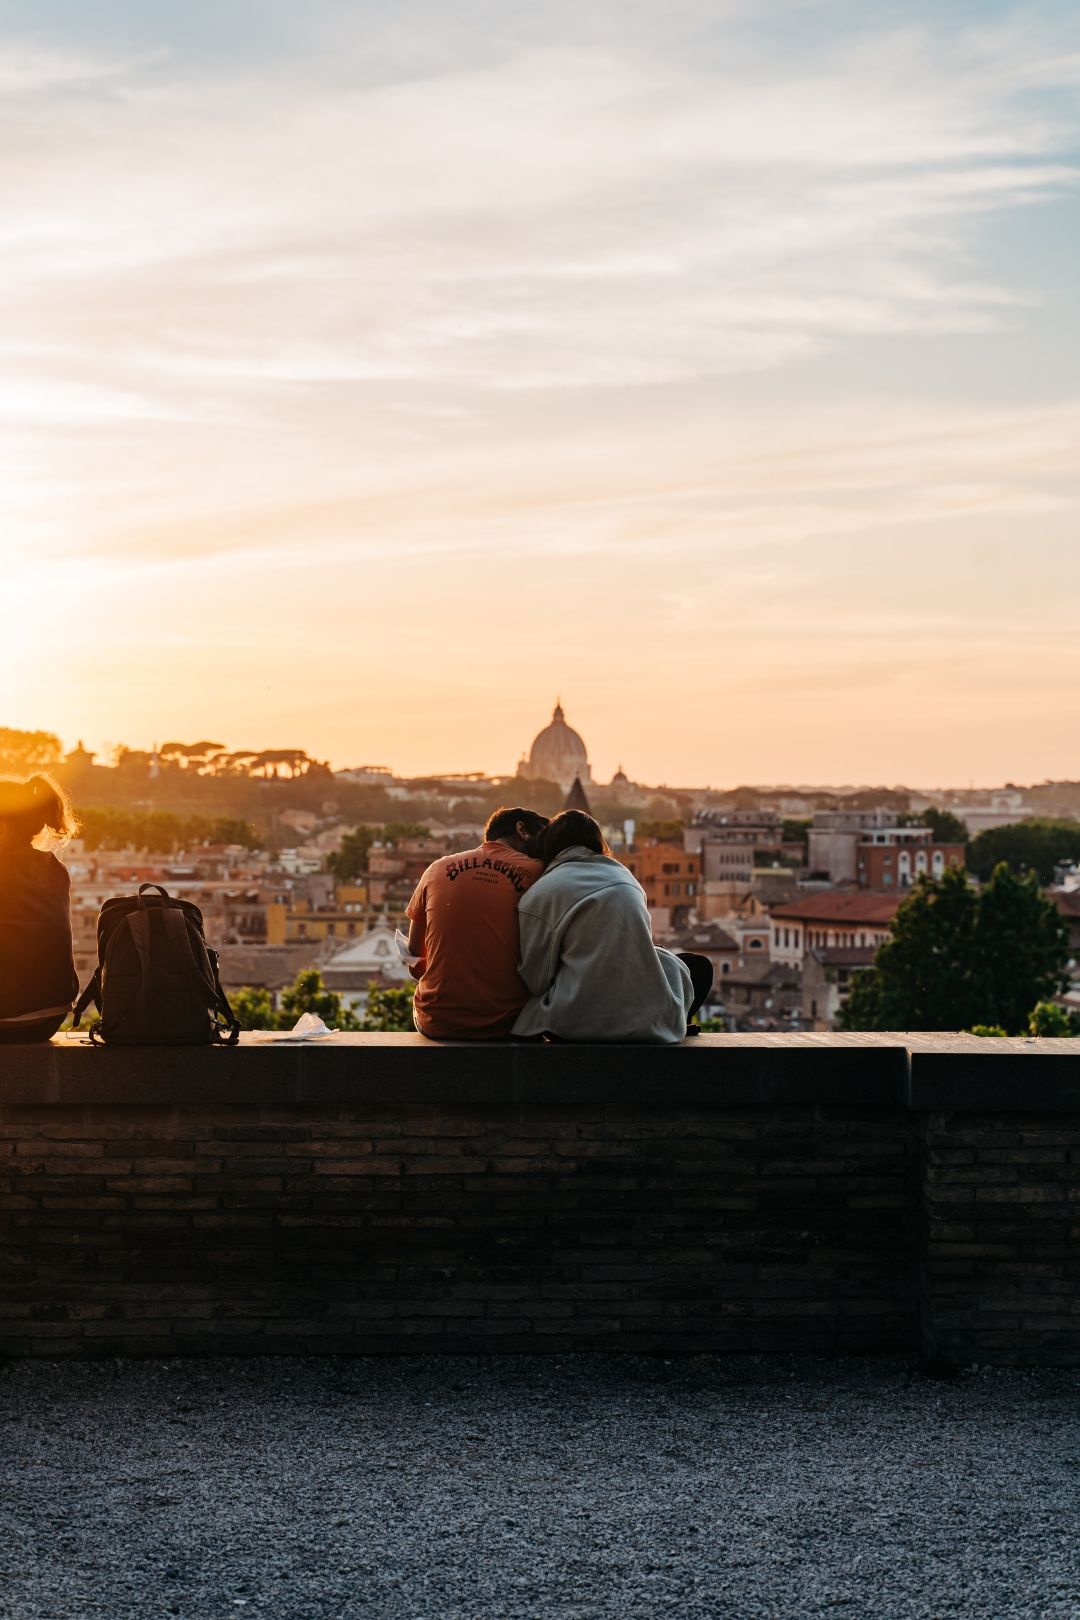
xmin=485 ymin=806 xmax=550 ymax=843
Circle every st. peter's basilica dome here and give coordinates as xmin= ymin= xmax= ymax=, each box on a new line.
xmin=519 ymin=702 xmax=592 ymax=791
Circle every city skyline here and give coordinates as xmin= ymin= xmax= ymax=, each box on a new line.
xmin=15 ymin=710 xmax=1074 ymax=795
xmin=3 ymin=1 xmax=1079 ymax=785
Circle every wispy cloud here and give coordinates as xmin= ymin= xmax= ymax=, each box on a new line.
xmin=2 ymin=2 xmax=1079 ymax=781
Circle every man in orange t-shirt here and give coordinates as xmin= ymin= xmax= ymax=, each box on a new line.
xmin=406 ymin=806 xmax=549 ymax=1040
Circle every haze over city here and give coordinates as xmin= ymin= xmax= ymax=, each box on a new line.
xmin=3 ymin=0 xmax=1078 ymax=784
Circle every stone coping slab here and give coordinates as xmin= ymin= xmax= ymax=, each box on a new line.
xmin=0 ymin=1031 xmax=1077 ymax=1110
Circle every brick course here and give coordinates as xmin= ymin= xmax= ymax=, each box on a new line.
xmin=1 ymin=1034 xmax=1078 ymax=1363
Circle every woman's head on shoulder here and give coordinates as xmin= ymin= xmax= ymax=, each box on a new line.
xmin=0 ymin=774 xmax=78 ymax=852
xmin=539 ymin=809 xmax=610 ymax=866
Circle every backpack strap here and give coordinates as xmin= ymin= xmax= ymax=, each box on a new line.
xmin=72 ymin=969 xmax=102 ymax=1031
xmin=208 ymin=947 xmax=241 ymax=1046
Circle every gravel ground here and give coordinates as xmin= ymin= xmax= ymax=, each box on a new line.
xmin=1 ymin=1356 xmax=1079 ymax=1619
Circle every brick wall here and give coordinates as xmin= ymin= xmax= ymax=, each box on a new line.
xmin=1 ymin=1034 xmax=1079 ymax=1364
xmin=910 ymin=1042 xmax=1080 ymax=1368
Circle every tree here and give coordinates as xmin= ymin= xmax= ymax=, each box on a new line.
xmin=360 ymin=983 xmax=415 ymax=1031
xmin=206 ymin=818 xmax=263 ymax=850
xmin=842 ymin=863 xmax=1069 ymax=1034
xmin=231 ymin=964 xmax=413 ymax=1034
xmin=251 ymin=749 xmax=310 ymax=780
xmin=637 ymin=818 xmax=684 ymax=843
xmin=158 ymin=741 xmax=225 ymax=773
xmin=231 ymin=969 xmax=363 ymax=1031
xmin=1028 ymin=1000 xmax=1076 ymax=1037
xmin=970 ymin=863 xmax=1070 ymax=1035
xmin=842 ymin=866 xmax=980 ymax=1031
xmin=0 ymin=727 xmax=61 ymax=776
xmin=278 ymin=969 xmax=360 ymax=1030
xmin=326 ymin=826 xmax=376 ymax=883
xmin=901 ymin=808 xmax=969 ymax=846
xmin=381 ymin=822 xmax=431 ymax=844
xmin=232 ymin=985 xmax=275 ymax=1030
xmin=76 ymin=806 xmax=263 ymax=854
xmin=967 ymin=820 xmax=1080 ymax=885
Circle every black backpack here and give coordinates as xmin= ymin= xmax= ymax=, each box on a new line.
xmin=73 ymin=883 xmax=240 ymax=1046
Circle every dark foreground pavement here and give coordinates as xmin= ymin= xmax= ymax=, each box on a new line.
xmin=1 ymin=1356 xmax=1079 ymax=1619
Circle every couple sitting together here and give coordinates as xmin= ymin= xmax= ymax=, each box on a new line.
xmin=404 ymin=807 xmax=713 ymax=1044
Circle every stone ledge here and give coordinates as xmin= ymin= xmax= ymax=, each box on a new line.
xmin=1 ymin=1032 xmax=1078 ymax=1110
xmin=904 ymin=1035 xmax=1080 ymax=1111
xmin=3 ymin=1033 xmax=1080 ymax=1364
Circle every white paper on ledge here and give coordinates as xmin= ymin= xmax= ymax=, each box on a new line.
xmin=288 ymin=1012 xmax=336 ymax=1039
xmin=248 ymin=1014 xmax=338 ymax=1042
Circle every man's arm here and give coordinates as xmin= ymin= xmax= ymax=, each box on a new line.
xmin=405 ymin=885 xmax=427 ymax=980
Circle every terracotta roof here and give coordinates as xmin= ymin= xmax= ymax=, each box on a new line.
xmin=1049 ymin=890 xmax=1080 ymax=918
xmin=769 ymin=893 xmax=901 ymax=925
xmin=216 ymin=944 xmax=326 ymax=992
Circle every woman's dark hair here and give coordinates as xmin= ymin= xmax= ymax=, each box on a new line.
xmin=0 ymin=774 xmax=78 ymax=847
xmin=539 ymin=810 xmax=610 ymax=865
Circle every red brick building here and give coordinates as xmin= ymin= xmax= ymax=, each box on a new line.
xmin=856 ymin=833 xmax=966 ymax=891
xmin=618 ymin=841 xmax=702 ymax=935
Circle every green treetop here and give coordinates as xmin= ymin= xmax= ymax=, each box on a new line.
xmin=900 ymin=808 xmax=969 ymax=846
xmin=325 ymin=827 xmax=376 ymax=884
xmin=841 ymin=863 xmax=1069 ymax=1034
xmin=967 ymin=819 xmax=1080 ymax=885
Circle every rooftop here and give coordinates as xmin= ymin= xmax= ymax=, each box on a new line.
xmin=770 ymin=893 xmax=902 ymax=924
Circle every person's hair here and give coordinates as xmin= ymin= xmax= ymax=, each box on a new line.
xmin=539 ymin=810 xmax=610 ymax=864
xmin=0 ymin=774 xmax=78 ymax=848
xmin=484 ymin=806 xmax=550 ymax=843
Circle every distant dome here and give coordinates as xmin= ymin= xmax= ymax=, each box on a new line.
xmin=520 ymin=702 xmax=592 ymax=790
xmin=611 ymin=765 xmax=630 ymax=788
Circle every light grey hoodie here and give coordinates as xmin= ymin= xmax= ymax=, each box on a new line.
xmin=511 ymin=846 xmax=693 ymax=1043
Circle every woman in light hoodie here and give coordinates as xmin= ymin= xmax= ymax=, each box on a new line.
xmin=512 ymin=810 xmax=713 ymax=1044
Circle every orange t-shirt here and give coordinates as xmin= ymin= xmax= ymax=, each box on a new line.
xmin=406 ymin=840 xmax=544 ymax=1040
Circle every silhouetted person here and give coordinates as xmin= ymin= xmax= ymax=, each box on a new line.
xmin=0 ymin=776 xmax=79 ymax=1042
xmin=513 ymin=810 xmax=714 ymax=1043
xmin=406 ymin=806 xmax=549 ymax=1039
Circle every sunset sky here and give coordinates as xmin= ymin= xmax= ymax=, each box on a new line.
xmin=2 ymin=0 xmax=1078 ymax=787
